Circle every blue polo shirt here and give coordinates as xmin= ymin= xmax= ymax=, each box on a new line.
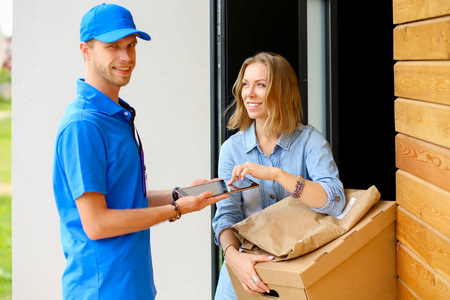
xmin=53 ymin=79 xmax=156 ymax=300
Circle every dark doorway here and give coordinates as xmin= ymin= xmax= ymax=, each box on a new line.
xmin=217 ymin=0 xmax=307 ymax=142
xmin=335 ymin=1 xmax=396 ymax=200
xmin=210 ymin=0 xmax=307 ymax=297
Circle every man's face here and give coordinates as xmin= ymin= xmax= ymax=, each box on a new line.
xmin=86 ymin=35 xmax=138 ymax=88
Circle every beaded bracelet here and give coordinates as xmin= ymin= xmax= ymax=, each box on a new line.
xmin=169 ymin=200 xmax=181 ymax=222
xmin=290 ymin=175 xmax=305 ymax=198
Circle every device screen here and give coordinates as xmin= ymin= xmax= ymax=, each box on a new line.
xmin=176 ymin=178 xmax=259 ymax=198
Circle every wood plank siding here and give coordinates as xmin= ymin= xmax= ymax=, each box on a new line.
xmin=394 ymin=61 xmax=450 ymax=105
xmin=397 ymin=243 xmax=450 ymax=299
xmin=393 ymin=0 xmax=450 ymax=298
xmin=393 ymin=0 xmax=450 ymax=24
xmin=395 ymin=134 xmax=450 ymax=191
xmin=395 ymin=99 xmax=450 ymax=148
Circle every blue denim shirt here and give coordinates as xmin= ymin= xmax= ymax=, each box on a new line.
xmin=212 ymin=122 xmax=345 ymax=246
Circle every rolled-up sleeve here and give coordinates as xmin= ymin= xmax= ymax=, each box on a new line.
xmin=313 ymin=181 xmax=346 ymax=216
xmin=304 ymin=129 xmax=346 ymax=216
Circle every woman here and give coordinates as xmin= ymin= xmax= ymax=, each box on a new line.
xmin=212 ymin=52 xmax=346 ymax=299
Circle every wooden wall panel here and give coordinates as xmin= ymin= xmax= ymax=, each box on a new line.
xmin=395 ymin=134 xmax=450 ymax=191
xmin=393 ymin=16 xmax=450 ymax=60
xmin=393 ymin=0 xmax=450 ymax=24
xmin=397 ymin=243 xmax=450 ymax=299
xmin=396 ymin=170 xmax=450 ymax=237
xmin=397 ymin=206 xmax=450 ymax=282
xmin=395 ymin=133 xmax=450 ymax=191
xmin=395 ymin=99 xmax=450 ymax=148
xmin=394 ymin=3 xmax=450 ymax=300
xmin=397 ymin=278 xmax=421 ymax=300
xmin=394 ymin=61 xmax=450 ymax=105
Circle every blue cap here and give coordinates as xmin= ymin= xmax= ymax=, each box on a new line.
xmin=80 ymin=3 xmax=151 ymax=42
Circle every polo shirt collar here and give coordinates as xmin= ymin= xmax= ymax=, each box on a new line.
xmin=243 ymin=121 xmax=294 ymax=153
xmin=76 ymin=78 xmax=133 ymax=122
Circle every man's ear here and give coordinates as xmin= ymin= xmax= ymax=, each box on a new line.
xmin=80 ymin=42 xmax=91 ymax=60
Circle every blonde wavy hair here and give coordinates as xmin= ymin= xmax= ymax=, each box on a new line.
xmin=226 ymin=52 xmax=303 ymax=138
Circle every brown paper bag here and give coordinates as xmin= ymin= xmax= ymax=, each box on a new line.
xmin=231 ymin=186 xmax=381 ymax=261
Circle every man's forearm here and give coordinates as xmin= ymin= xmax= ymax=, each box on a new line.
xmin=146 ymin=189 xmax=173 ymax=207
xmin=76 ymin=192 xmax=178 ymax=240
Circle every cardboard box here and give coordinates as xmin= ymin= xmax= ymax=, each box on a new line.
xmin=227 ymin=201 xmax=397 ymax=300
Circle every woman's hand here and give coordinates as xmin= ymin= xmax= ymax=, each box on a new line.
xmin=229 ymin=162 xmax=279 ymax=185
xmin=226 ymin=248 xmax=274 ymax=294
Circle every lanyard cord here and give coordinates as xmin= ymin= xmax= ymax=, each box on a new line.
xmin=119 ymin=101 xmax=147 ymax=196
xmin=119 ymin=101 xmax=143 ymax=155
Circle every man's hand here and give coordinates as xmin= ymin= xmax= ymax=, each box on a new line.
xmin=176 ymin=191 xmax=228 ymax=215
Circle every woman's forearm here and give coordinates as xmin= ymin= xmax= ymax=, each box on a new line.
xmin=219 ymin=228 xmax=241 ymax=257
xmin=274 ymin=169 xmax=327 ymax=209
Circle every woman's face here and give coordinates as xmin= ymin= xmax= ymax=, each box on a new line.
xmin=241 ymin=62 xmax=268 ymax=121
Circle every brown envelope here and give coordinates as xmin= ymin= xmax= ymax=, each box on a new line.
xmin=231 ymin=186 xmax=381 ymax=261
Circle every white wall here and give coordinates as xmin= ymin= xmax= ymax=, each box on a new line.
xmin=12 ymin=1 xmax=213 ymax=299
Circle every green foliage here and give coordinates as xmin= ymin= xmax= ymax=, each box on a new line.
xmin=0 ymin=69 xmax=11 ymax=84
xmin=0 ymin=195 xmax=11 ymax=299
xmin=0 ymin=114 xmax=11 ymax=184
xmin=0 ymin=100 xmax=10 ymax=111
xmin=0 ymin=102 xmax=11 ymax=299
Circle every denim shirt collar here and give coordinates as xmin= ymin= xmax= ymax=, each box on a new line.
xmin=242 ymin=121 xmax=298 ymax=153
xmin=76 ymin=78 xmax=133 ymax=122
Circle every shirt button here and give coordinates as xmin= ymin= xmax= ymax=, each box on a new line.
xmin=270 ymin=194 xmax=276 ymax=199
xmin=124 ymin=112 xmax=129 ymax=116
